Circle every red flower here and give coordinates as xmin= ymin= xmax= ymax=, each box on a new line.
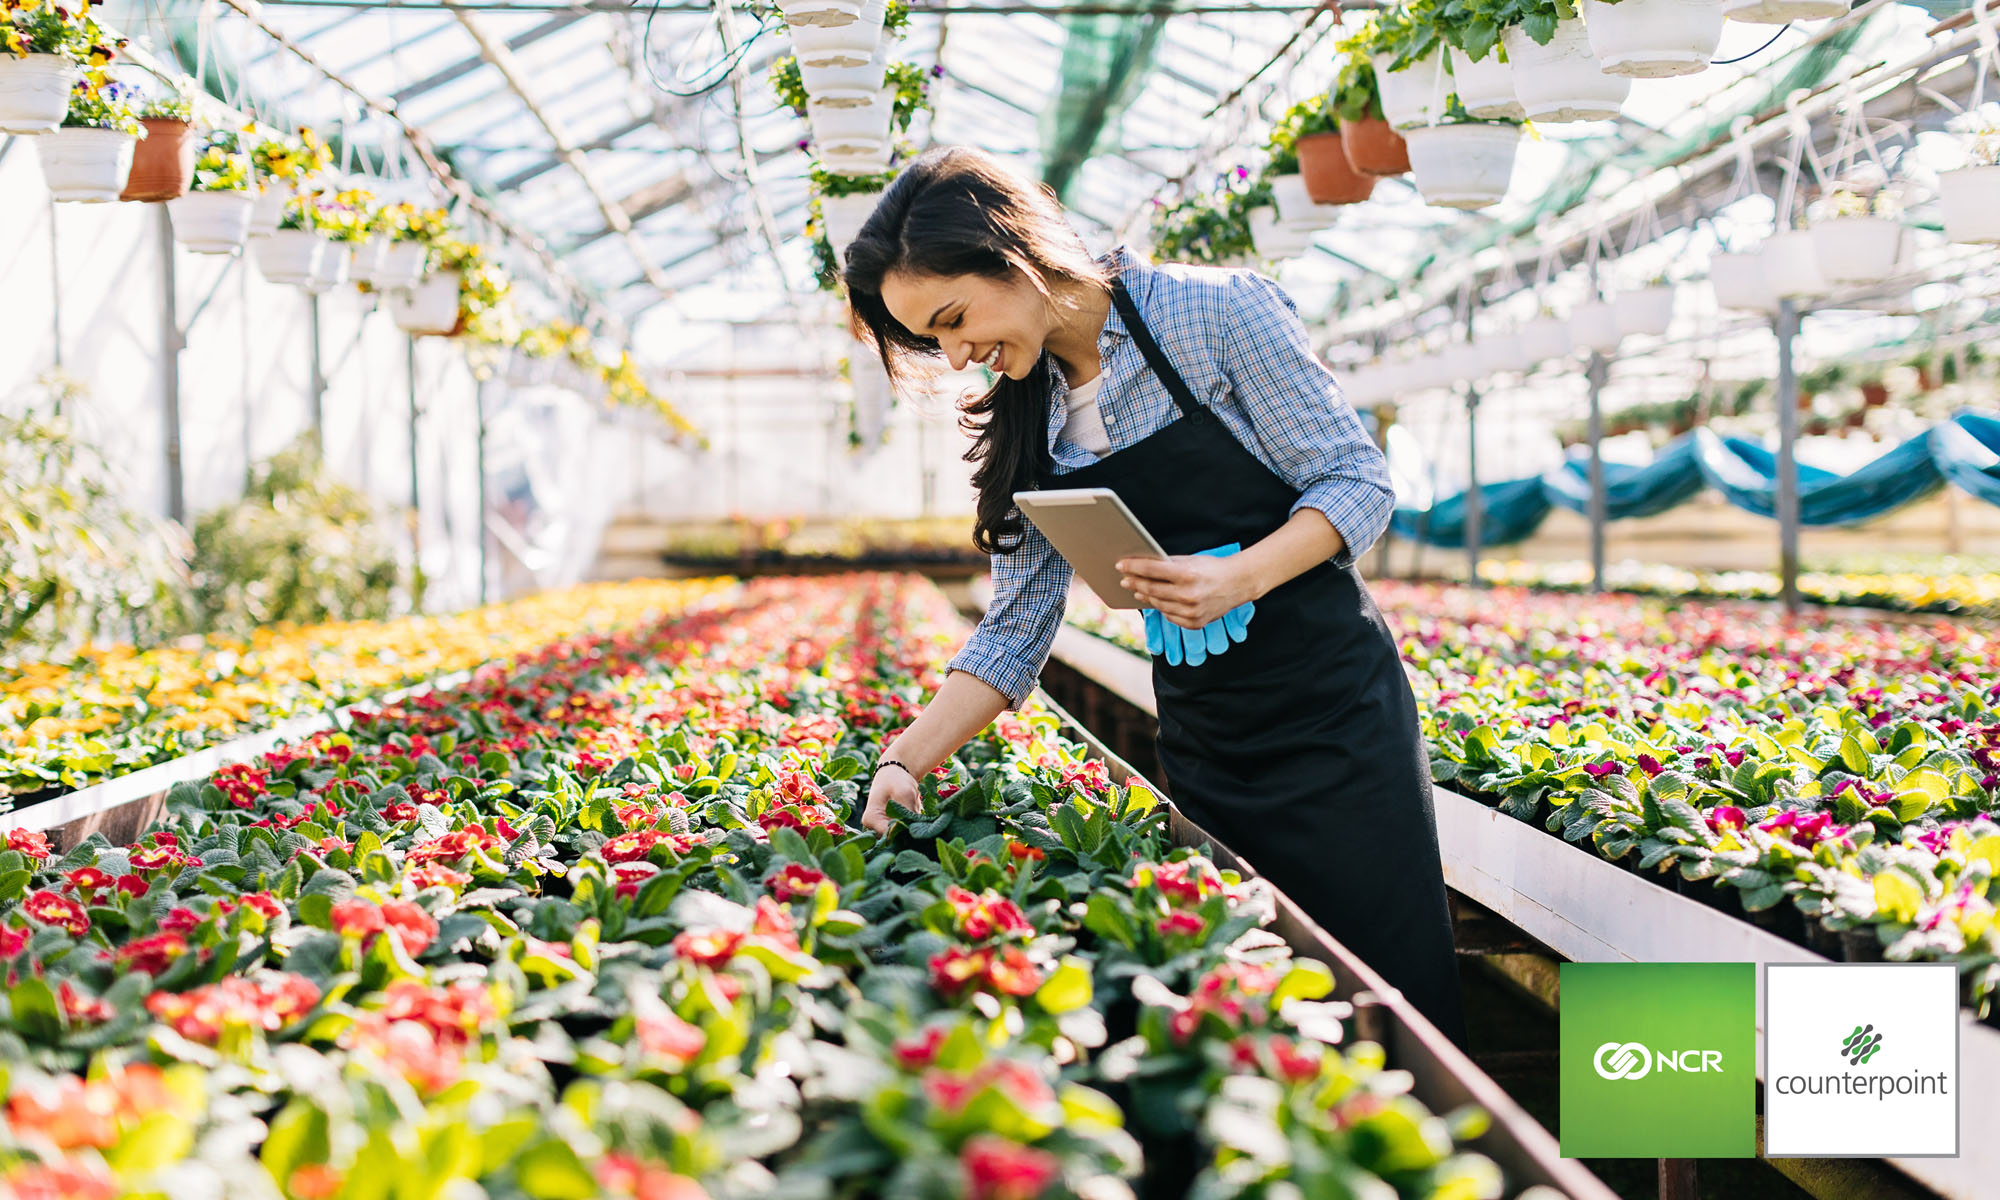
xmin=768 ymin=863 xmax=827 ymax=902
xmin=636 ymin=1007 xmax=707 ymax=1065
xmin=6 ymin=828 xmax=52 ymax=860
xmin=1268 ymin=1035 xmax=1323 ymax=1084
xmin=408 ymin=864 xmax=473 ymax=890
xmin=159 ymin=907 xmax=205 ymax=935
xmin=380 ymin=900 xmax=439 ymax=957
xmin=115 ymin=874 xmax=149 ymax=898
xmin=985 ymin=946 xmax=1044 ymax=997
xmin=382 ymin=803 xmax=420 ymax=822
xmin=58 ymin=981 xmax=114 ymax=1024
xmin=61 ymin=867 xmax=112 ymax=896
xmin=893 ymin=1026 xmax=948 ymax=1069
xmin=671 ymin=928 xmax=743 ymax=969
xmin=145 ymin=974 xmax=320 ymax=1043
xmin=961 ymin=1135 xmax=1060 ymax=1200
xmin=330 ymin=898 xmax=383 ymax=939
xmin=105 ymin=932 xmax=190 ymax=976
xmin=1156 ymin=911 xmax=1206 ymax=938
xmin=22 ymin=890 xmax=89 ymax=936
xmin=1005 ymin=840 xmax=1046 ymax=866
xmin=0 ymin=925 xmax=27 ymax=956
xmin=929 ymin=946 xmax=991 ymax=998
xmin=317 ymin=836 xmax=355 ymax=857
xmin=751 ymin=896 xmax=800 ymax=950
xmin=242 ymin=891 xmax=284 ymax=919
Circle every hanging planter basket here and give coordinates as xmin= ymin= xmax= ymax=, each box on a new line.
xmin=1371 ymin=50 xmax=1450 ymax=130
xmin=1502 ymin=21 xmax=1631 ymax=122
xmin=119 ymin=117 xmax=195 ymax=202
xmin=248 ymin=186 xmax=291 ymax=237
xmin=821 ymin=190 xmax=881 ymax=252
xmin=1518 ymin=315 xmax=1572 ymax=364
xmin=1709 ymin=250 xmax=1778 ymax=313
xmin=1764 ymin=230 xmax=1827 ymax=299
xmin=0 ymin=54 xmax=79 ymax=135
xmin=1402 ymin=123 xmax=1519 ymax=210
xmin=1269 ymin=172 xmax=1344 ymax=230
xmin=800 ymin=56 xmax=883 ymax=95
xmin=820 ymin=144 xmax=894 ymax=175
xmin=1940 ymin=165 xmax=2000 ymax=244
xmin=806 ymin=89 xmax=892 ymax=157
xmin=304 ymin=243 xmax=352 ymax=295
xmin=1452 ymin=52 xmax=1525 ymax=121
xmin=253 ymin=229 xmax=325 ymax=286
xmin=1810 ymin=217 xmax=1903 ymax=286
xmin=1572 ymin=301 xmax=1623 ymax=354
xmin=375 ymin=241 xmax=428 ymax=290
xmin=389 ymin=271 xmax=464 ymax=336
xmin=1340 ymin=116 xmax=1410 ymax=176
xmin=165 ymin=190 xmax=254 ymax=255
xmin=1248 ymin=205 xmax=1314 ymax=260
xmin=1613 ymin=285 xmax=1676 ymax=336
xmin=36 ymin=127 xmax=137 ymax=203
xmin=1581 ymin=0 xmax=1725 ymax=79
xmin=1297 ymin=132 xmax=1376 ymax=204
xmin=779 ymin=0 xmax=863 ymax=28
xmin=1722 ymin=0 xmax=1846 ymax=23
xmin=790 ymin=11 xmax=883 ymax=68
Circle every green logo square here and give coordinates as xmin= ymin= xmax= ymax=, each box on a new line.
xmin=1559 ymin=962 xmax=1757 ymax=1158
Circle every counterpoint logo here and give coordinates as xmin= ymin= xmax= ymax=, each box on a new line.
xmin=1593 ymin=1041 xmax=1650 ymax=1080
xmin=1841 ymin=1022 xmax=1883 ymax=1067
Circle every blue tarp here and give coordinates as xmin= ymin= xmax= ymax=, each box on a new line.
xmin=1390 ymin=411 xmax=1996 ymax=549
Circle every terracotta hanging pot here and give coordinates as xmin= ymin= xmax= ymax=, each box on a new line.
xmin=120 ymin=118 xmax=195 ymax=202
xmin=1297 ymin=131 xmax=1376 ymax=205
xmin=1339 ymin=116 xmax=1410 ymax=177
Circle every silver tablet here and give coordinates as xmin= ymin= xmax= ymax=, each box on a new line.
xmin=1012 ymin=487 xmax=1168 ymax=609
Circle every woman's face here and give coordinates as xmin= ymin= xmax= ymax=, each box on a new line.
xmin=878 ymin=268 xmax=1051 ymax=380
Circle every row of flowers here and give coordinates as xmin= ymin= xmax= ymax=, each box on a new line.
xmin=0 ymin=572 xmax=1500 ymax=1199
xmin=1063 ymin=580 xmax=2000 ymax=1013
xmin=1471 ymin=558 xmax=2000 ymax=620
xmin=0 ymin=579 xmax=731 ymax=804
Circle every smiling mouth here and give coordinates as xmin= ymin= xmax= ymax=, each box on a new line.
xmin=982 ymin=345 xmax=1004 ymax=373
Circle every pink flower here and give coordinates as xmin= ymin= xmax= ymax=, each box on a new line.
xmin=636 ymin=1008 xmax=706 ymax=1065
xmin=379 ymin=900 xmax=438 ymax=957
xmin=1157 ymin=911 xmax=1206 ymax=938
xmin=960 ymin=1135 xmax=1060 ymax=1200
xmin=1704 ymin=805 xmax=1748 ymax=833
xmin=331 ymin=898 xmax=384 ymax=939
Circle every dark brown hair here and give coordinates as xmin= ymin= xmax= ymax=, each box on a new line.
xmin=843 ymin=147 xmax=1109 ymax=554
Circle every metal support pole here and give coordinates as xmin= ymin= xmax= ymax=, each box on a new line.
xmin=1585 ymin=351 xmax=1610 ymax=593
xmin=475 ymin=379 xmax=490 ymax=605
xmin=49 ymin=195 xmax=63 ymax=373
xmin=1774 ymin=299 xmax=1802 ymax=616
xmin=308 ymin=293 xmax=327 ymax=443
xmin=1464 ymin=386 xmax=1482 ymax=586
xmin=159 ymin=207 xmax=186 ymax=524
xmin=406 ymin=335 xmax=424 ymax=609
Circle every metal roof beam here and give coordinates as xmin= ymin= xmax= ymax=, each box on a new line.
xmin=390 ymin=12 xmax=586 ymax=105
xmin=563 ymin=144 xmax=794 ymax=251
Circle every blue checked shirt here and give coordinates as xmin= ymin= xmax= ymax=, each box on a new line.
xmin=948 ymin=247 xmax=1396 ymax=707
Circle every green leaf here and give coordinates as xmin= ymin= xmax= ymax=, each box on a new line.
xmin=260 ymin=1100 xmax=332 ymax=1189
xmin=107 ymin=1112 xmax=195 ymax=1173
xmin=1873 ymin=872 xmax=1922 ymax=924
xmin=1034 ymin=956 xmax=1092 ymax=1014
xmin=1273 ymin=959 xmax=1336 ymax=1007
xmin=8 ymin=977 xmax=62 ymax=1042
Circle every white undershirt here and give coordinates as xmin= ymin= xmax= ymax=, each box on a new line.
xmin=1060 ymin=373 xmax=1112 ymax=457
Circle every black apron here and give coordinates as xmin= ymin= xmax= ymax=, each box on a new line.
xmin=1048 ymin=277 xmax=1467 ymax=1048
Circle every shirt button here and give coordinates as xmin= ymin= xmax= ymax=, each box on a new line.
xmin=1104 ymin=413 xmax=1115 ymax=425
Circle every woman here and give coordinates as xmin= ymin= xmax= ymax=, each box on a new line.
xmin=845 ymin=147 xmax=1466 ymax=1047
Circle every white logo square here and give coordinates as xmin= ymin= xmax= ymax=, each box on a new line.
xmin=1764 ymin=963 xmax=1959 ymax=1158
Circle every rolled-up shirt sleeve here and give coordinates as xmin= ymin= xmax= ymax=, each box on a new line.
xmin=1218 ymin=273 xmax=1394 ymax=564
xmin=947 ymin=515 xmax=1072 ymax=708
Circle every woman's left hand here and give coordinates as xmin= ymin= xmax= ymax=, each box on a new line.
xmin=1118 ymin=554 xmax=1260 ymax=629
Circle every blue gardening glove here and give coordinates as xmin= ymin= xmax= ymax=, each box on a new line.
xmin=1141 ymin=543 xmax=1255 ymax=667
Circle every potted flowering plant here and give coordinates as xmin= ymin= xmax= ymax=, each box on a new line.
xmin=1151 ymin=171 xmax=1261 ymax=266
xmin=373 ymin=203 xmax=447 ymax=290
xmin=1329 ymin=54 xmax=1410 ymax=176
xmin=0 ymin=1 xmax=96 ymax=133
xmin=1433 ymin=0 xmax=1524 ymax=118
xmin=389 ymin=237 xmax=483 ymax=336
xmin=166 ymin=128 xmax=255 ymax=254
xmin=1270 ymin=93 xmax=1374 ymax=207
xmin=1474 ymin=0 xmax=1629 ymax=122
xmin=38 ymin=76 xmax=142 ymax=203
xmin=782 ymin=0 xmax=886 ymax=67
xmin=119 ymin=77 xmax=196 ymax=202
xmin=304 ymin=189 xmax=377 ymax=294
xmin=1579 ymin=0 xmax=1726 ymax=78
xmin=1939 ymin=121 xmax=2000 ymax=245
xmin=252 ymin=190 xmax=329 ymax=286
xmin=814 ymin=165 xmax=894 ymax=261
xmin=1401 ymin=95 xmax=1522 ymax=209
xmin=1361 ymin=3 xmax=1452 ymax=131
xmin=1808 ymin=183 xmax=1905 ymax=286
xmin=247 ymin=126 xmax=332 ymax=236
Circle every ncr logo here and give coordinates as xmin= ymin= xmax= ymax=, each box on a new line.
xmin=1592 ymin=1041 xmax=1725 ymax=1080
xmin=1560 ymin=963 xmax=1756 ymax=1158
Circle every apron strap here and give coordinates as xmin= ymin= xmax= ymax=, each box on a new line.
xmin=1110 ymin=276 xmax=1204 ymax=422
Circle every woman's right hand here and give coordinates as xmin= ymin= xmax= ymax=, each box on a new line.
xmin=862 ymin=764 xmax=920 ymax=837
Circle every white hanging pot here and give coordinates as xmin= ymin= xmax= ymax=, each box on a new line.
xmin=1721 ymin=0 xmax=1846 ymax=23
xmin=1940 ymin=165 xmax=2000 ymax=244
xmin=1613 ymin=285 xmax=1676 ymax=336
xmin=389 ymin=271 xmax=463 ymax=336
xmin=1269 ymin=173 xmax=1344 ymax=230
xmin=1248 ymin=205 xmax=1314 ymax=259
xmin=348 ymin=238 xmax=389 ymax=287
xmin=1402 ymin=123 xmax=1519 ymax=210
xmin=1573 ymin=301 xmax=1623 ymax=353
xmin=820 ymin=190 xmax=881 ymax=250
xmin=1452 ymin=51 xmax=1524 ymax=121
xmin=375 ymin=241 xmax=429 ymax=290
xmin=800 ymin=56 xmax=883 ymax=96
xmin=248 ymin=185 xmax=291 ymax=237
xmin=1519 ymin=315 xmax=1573 ymax=364
xmin=790 ymin=0 xmax=883 ymax=64
xmin=806 ymin=89 xmax=892 ymax=157
xmin=1708 ymin=250 xmax=1778 ymax=313
xmin=253 ymin=229 xmax=325 ymax=286
xmin=36 ymin=128 xmax=137 ymax=203
xmin=779 ymin=0 xmax=863 ymax=28
xmin=820 ymin=144 xmax=893 ymax=175
xmin=1371 ymin=50 xmax=1450 ymax=131
xmin=0 ymin=54 xmax=81 ymax=135
xmin=1764 ymin=230 xmax=1828 ymax=298
xmin=1581 ymin=0 xmax=1725 ymax=79
xmin=304 ymin=243 xmax=351 ymax=294
xmin=1810 ymin=216 xmax=1902 ymax=286
xmin=166 ymin=190 xmax=255 ymax=255
xmin=1501 ymin=21 xmax=1631 ymax=123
